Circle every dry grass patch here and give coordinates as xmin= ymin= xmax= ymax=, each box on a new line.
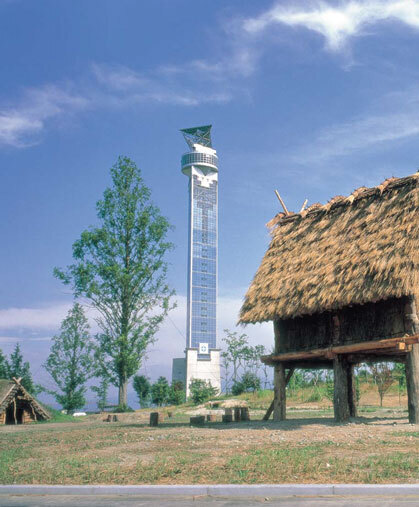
xmin=0 ymin=410 xmax=418 ymax=484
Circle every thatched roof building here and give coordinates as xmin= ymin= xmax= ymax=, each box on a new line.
xmin=239 ymin=172 xmax=419 ymax=423
xmin=0 ymin=378 xmax=50 ymax=424
xmin=240 ymin=173 xmax=418 ymax=323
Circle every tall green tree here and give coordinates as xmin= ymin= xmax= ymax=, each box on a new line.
xmin=222 ymin=329 xmax=250 ymax=385
xmin=133 ymin=374 xmax=151 ymax=407
xmin=0 ymin=348 xmax=8 ymax=379
xmin=54 ymin=157 xmax=175 ymax=406
xmin=7 ymin=343 xmax=34 ymax=393
xmin=44 ymin=303 xmax=96 ymax=413
xmin=91 ymin=376 xmax=110 ymax=412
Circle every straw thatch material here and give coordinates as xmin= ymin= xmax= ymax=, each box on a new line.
xmin=240 ymin=173 xmax=419 ymax=323
xmin=0 ymin=378 xmax=50 ymax=422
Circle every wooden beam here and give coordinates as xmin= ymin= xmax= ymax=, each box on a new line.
xmin=261 ymin=335 xmax=419 ymax=364
xmin=283 ymin=360 xmax=333 ymax=370
xmin=299 ymin=199 xmax=308 ymax=212
xmin=274 ymin=190 xmax=289 ymax=215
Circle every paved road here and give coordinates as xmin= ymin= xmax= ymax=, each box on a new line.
xmin=0 ymin=495 xmax=418 ymax=506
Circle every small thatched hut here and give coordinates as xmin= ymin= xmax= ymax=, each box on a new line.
xmin=0 ymin=378 xmax=50 ymax=424
xmin=240 ymin=172 xmax=419 ymax=422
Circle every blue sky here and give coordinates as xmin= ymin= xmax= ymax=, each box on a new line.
xmin=1 ymin=0 xmax=419 ymax=406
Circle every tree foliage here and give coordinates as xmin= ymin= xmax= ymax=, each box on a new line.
xmin=369 ymin=362 xmax=394 ymax=407
xmin=151 ymin=376 xmax=170 ymax=406
xmin=189 ymin=378 xmax=218 ymax=404
xmin=7 ymin=343 xmax=35 ymax=393
xmin=91 ymin=376 xmax=110 ymax=412
xmin=44 ymin=303 xmax=96 ymax=412
xmin=0 ymin=348 xmax=8 ymax=379
xmin=232 ymin=371 xmax=261 ymax=395
xmin=54 ymin=157 xmax=175 ymax=405
xmin=221 ymin=329 xmax=250 ymax=391
xmin=168 ymin=381 xmax=185 ymax=405
xmin=133 ymin=374 xmax=151 ymax=407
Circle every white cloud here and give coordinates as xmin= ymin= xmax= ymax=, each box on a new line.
xmin=0 ymin=85 xmax=89 ymax=148
xmin=0 ymin=60 xmax=237 ymax=148
xmin=293 ymin=87 xmax=419 ymax=163
xmin=244 ymin=0 xmax=419 ymax=51
xmin=0 ymin=302 xmax=73 ymax=330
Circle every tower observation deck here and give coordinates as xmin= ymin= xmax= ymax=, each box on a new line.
xmin=172 ymin=125 xmax=221 ymax=397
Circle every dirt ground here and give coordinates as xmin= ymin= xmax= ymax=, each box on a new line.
xmin=1 ymin=406 xmax=418 ymax=485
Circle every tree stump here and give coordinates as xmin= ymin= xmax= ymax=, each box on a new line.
xmin=149 ymin=412 xmax=159 ymax=426
xmin=234 ymin=407 xmax=241 ymax=422
xmin=240 ymin=407 xmax=250 ymax=421
xmin=190 ymin=416 xmax=205 ymax=426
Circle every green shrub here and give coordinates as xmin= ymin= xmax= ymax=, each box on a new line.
xmin=231 ymin=381 xmax=244 ymax=395
xmin=168 ymin=381 xmax=185 ymax=405
xmin=113 ymin=404 xmax=134 ymax=413
xmin=151 ymin=376 xmax=170 ymax=406
xmin=189 ymin=379 xmax=218 ymax=404
xmin=305 ymin=389 xmax=322 ymax=403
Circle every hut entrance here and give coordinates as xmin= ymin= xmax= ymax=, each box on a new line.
xmin=5 ymin=402 xmax=23 ymax=424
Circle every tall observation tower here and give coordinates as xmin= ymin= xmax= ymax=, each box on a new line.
xmin=172 ymin=125 xmax=221 ymax=397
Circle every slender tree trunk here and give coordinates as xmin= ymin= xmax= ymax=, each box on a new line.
xmin=119 ymin=380 xmax=128 ymax=406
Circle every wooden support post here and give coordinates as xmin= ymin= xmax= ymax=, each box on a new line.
xmin=347 ymin=364 xmax=357 ymax=418
xmin=263 ymin=368 xmax=294 ymax=421
xmin=333 ymin=356 xmax=350 ymax=422
xmin=273 ymin=363 xmax=286 ymax=421
xmin=404 ymin=296 xmax=419 ymax=424
xmin=406 ymin=344 xmax=419 ymax=424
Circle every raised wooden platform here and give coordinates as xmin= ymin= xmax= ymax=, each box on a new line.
xmin=261 ymin=335 xmax=419 ymax=366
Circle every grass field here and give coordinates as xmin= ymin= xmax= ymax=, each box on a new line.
xmin=0 ymin=401 xmax=418 ymax=485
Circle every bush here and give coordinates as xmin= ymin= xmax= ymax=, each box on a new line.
xmin=151 ymin=376 xmax=170 ymax=406
xmin=189 ymin=379 xmax=218 ymax=404
xmin=305 ymin=389 xmax=322 ymax=403
xmin=325 ymin=381 xmax=334 ymax=402
xmin=241 ymin=371 xmax=261 ymax=392
xmin=113 ymin=404 xmax=135 ymax=413
xmin=133 ymin=375 xmax=151 ymax=408
xmin=168 ymin=381 xmax=185 ymax=405
xmin=231 ymin=381 xmax=244 ymax=396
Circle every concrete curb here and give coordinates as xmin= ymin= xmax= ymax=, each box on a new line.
xmin=0 ymin=484 xmax=418 ymax=497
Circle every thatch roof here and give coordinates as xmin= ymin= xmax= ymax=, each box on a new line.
xmin=0 ymin=378 xmax=50 ymax=420
xmin=240 ymin=172 xmax=419 ymax=323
